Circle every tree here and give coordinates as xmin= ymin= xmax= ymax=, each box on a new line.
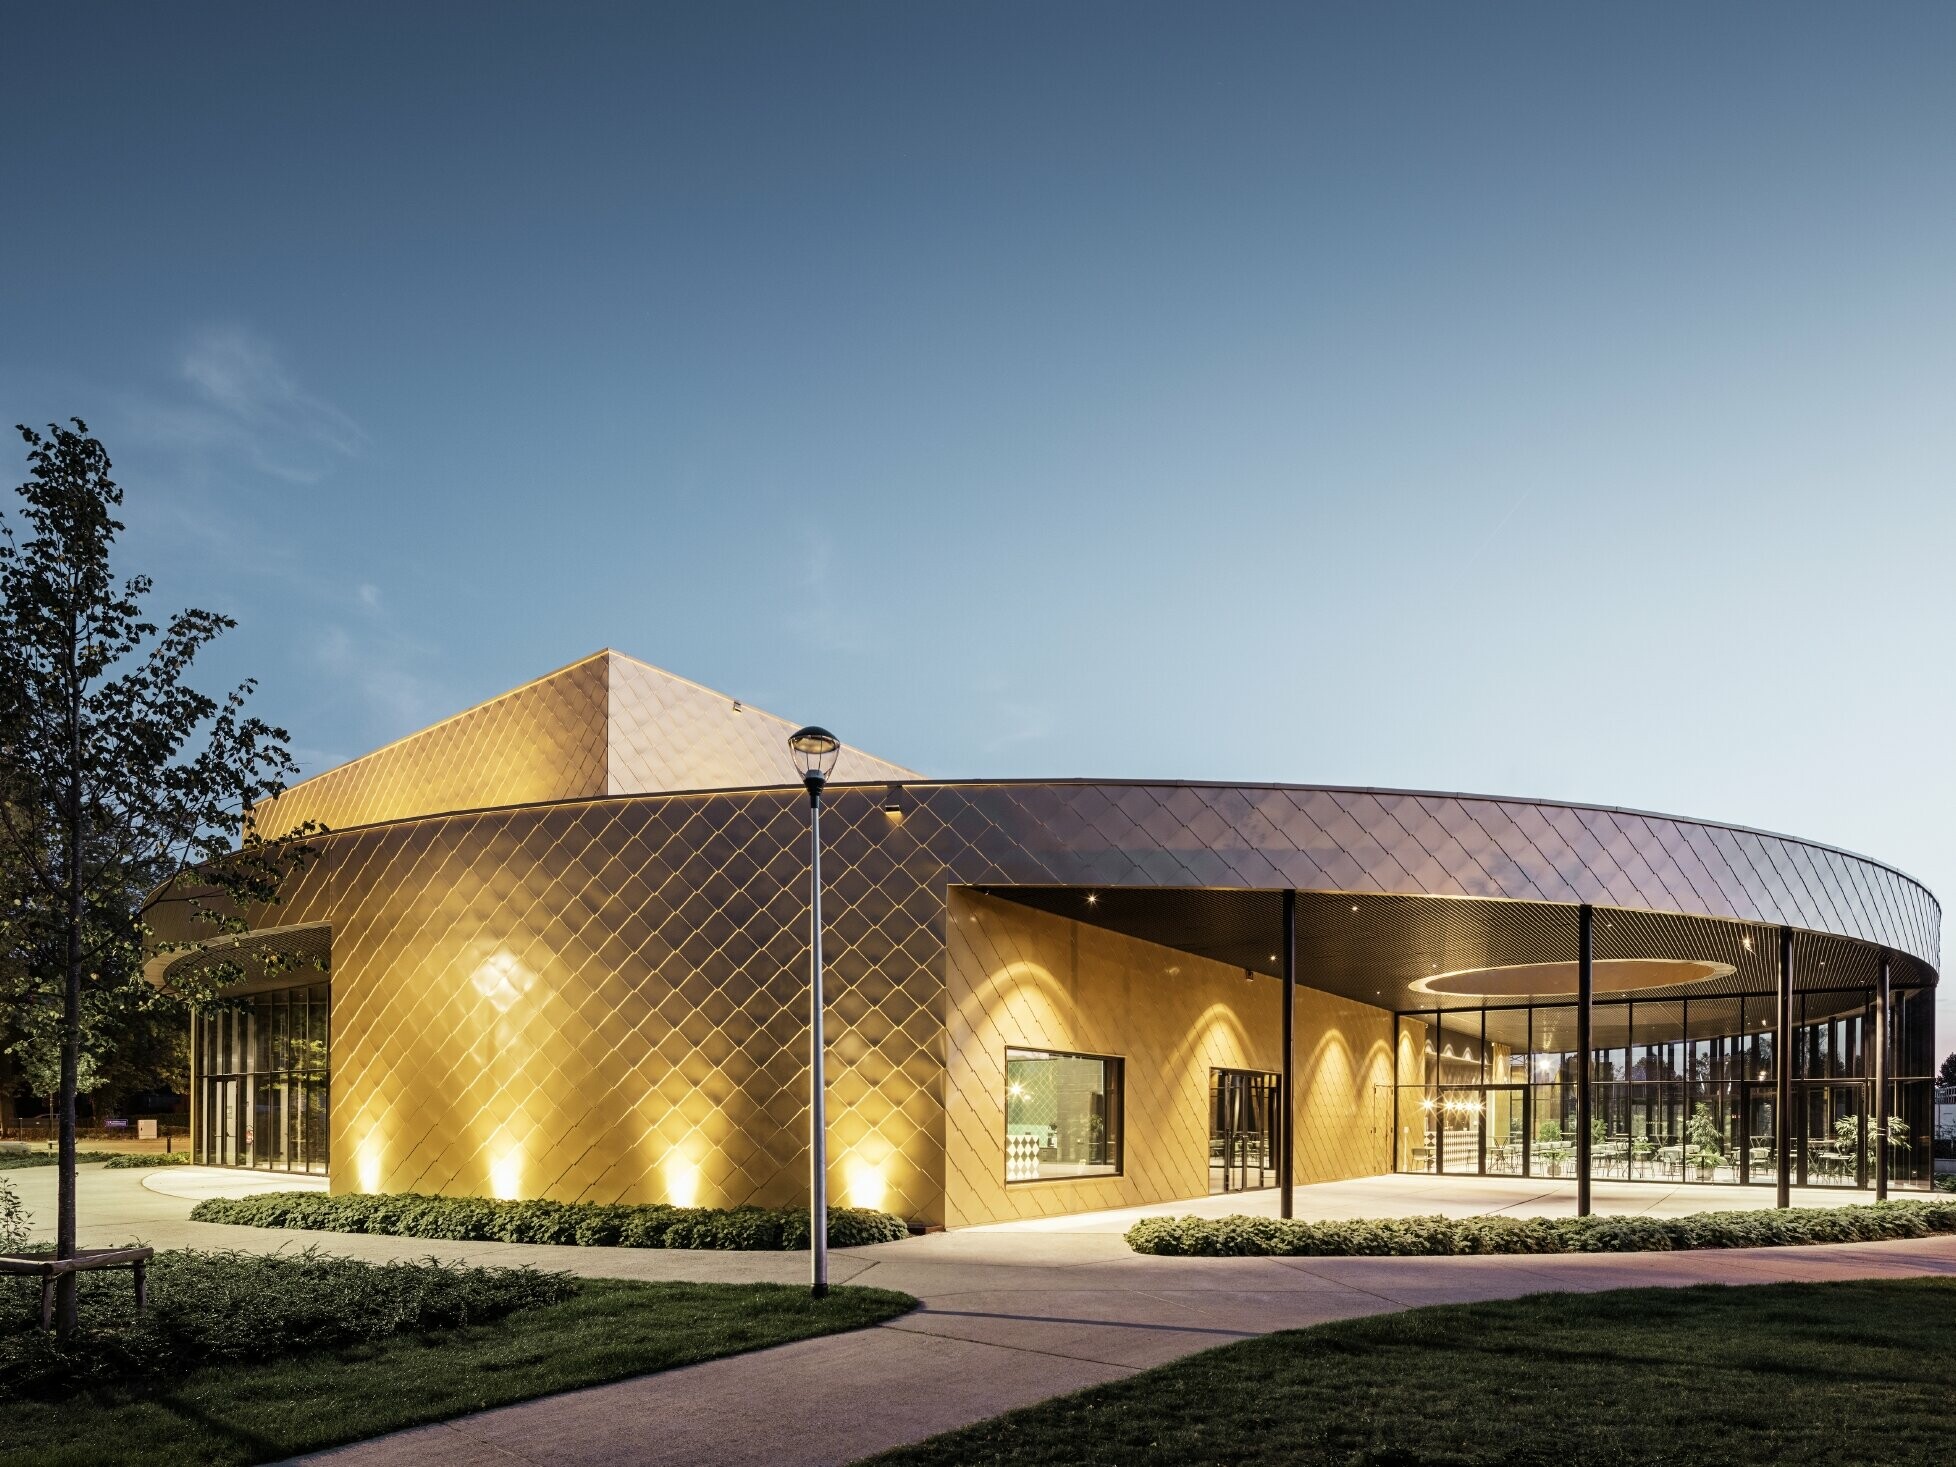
xmin=1939 ymin=1052 xmax=1956 ymax=1087
xmin=0 ymin=421 xmax=317 ymax=1336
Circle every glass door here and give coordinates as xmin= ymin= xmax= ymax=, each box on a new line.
xmin=1798 ymin=1081 xmax=1868 ymax=1188
xmin=1741 ymin=1086 xmax=1775 ymax=1184
xmin=1209 ymin=1069 xmax=1280 ymax=1193
xmin=1436 ymin=1088 xmax=1483 ymax=1174
xmin=1484 ymin=1087 xmax=1527 ymax=1175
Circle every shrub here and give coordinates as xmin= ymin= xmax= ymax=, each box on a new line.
xmin=101 ymin=1152 xmax=192 ymax=1169
xmin=0 ymin=1178 xmax=25 ymax=1253
xmin=0 ymin=1247 xmax=573 ymax=1400
xmin=1124 ymin=1197 xmax=1956 ymax=1258
xmin=190 ymin=1191 xmax=913 ymax=1250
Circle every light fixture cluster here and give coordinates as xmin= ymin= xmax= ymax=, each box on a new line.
xmin=1418 ymin=1094 xmax=1485 ymax=1116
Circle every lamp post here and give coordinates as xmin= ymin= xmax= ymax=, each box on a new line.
xmin=788 ymin=725 xmax=842 ymax=1298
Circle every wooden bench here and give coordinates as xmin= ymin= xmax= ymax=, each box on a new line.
xmin=0 ymin=1247 xmax=154 ymax=1330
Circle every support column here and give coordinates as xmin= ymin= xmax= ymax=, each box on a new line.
xmin=1875 ymin=952 xmax=1892 ymax=1202
xmin=1280 ymin=889 xmax=1296 ymax=1220
xmin=1576 ymin=904 xmax=1593 ymax=1218
xmin=1776 ymin=927 xmax=1793 ymax=1209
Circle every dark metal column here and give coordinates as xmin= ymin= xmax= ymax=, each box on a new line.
xmin=1875 ymin=952 xmax=1891 ymax=1202
xmin=1776 ymin=926 xmax=1793 ymax=1209
xmin=1576 ymin=904 xmax=1593 ymax=1217
xmin=1280 ymin=889 xmax=1296 ymax=1219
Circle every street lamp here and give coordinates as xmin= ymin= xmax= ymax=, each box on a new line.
xmin=788 ymin=725 xmax=841 ymax=1298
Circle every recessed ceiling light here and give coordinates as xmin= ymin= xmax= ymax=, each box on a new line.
xmin=1085 ymin=893 xmax=1098 ymax=906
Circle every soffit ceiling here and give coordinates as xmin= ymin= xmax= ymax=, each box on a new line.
xmin=971 ymin=885 xmax=1933 ymax=1019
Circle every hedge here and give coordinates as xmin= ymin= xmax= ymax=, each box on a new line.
xmin=102 ymin=1152 xmax=192 ymax=1169
xmin=1 ymin=1247 xmax=571 ymax=1400
xmin=1124 ymin=1197 xmax=1956 ymax=1257
xmin=190 ymin=1190 xmax=912 ymax=1249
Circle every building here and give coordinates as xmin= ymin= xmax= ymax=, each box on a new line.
xmin=159 ymin=651 xmax=1942 ymax=1226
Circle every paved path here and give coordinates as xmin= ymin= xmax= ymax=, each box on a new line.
xmin=14 ymin=1167 xmax=1956 ymax=1466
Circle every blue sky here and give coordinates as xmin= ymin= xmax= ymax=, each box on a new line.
xmin=5 ymin=4 xmax=1953 ymax=1041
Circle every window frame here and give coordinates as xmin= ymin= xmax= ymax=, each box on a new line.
xmin=1001 ymin=1045 xmax=1125 ymax=1185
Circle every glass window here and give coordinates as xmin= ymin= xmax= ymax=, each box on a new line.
xmin=1004 ymin=1048 xmax=1121 ymax=1182
xmin=1435 ymin=1012 xmax=1482 ymax=1085
xmin=1894 ymin=987 xmax=1935 ymax=1078
xmin=195 ymin=983 xmax=331 ymax=1174
xmin=1631 ymin=1001 xmax=1685 ymax=1080
xmin=1483 ymin=1008 xmax=1530 ymax=1085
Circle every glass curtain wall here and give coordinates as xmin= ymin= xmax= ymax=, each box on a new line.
xmin=194 ymin=983 xmax=330 ymax=1173
xmin=1393 ymin=985 xmax=1932 ymax=1191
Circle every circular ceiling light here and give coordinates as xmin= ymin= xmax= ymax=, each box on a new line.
xmin=1410 ymin=957 xmax=1735 ymax=999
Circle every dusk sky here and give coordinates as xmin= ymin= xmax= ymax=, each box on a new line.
xmin=5 ymin=4 xmax=1953 ymax=1040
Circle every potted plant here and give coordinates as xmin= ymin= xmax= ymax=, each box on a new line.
xmin=1533 ymin=1116 xmax=1564 ymax=1174
xmin=1687 ymin=1102 xmax=1725 ymax=1182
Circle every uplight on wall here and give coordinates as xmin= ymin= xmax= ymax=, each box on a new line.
xmin=357 ymin=1133 xmax=384 ymax=1193
xmin=844 ymin=1156 xmax=887 ymax=1211
xmin=664 ymin=1156 xmax=701 ymax=1208
xmin=489 ymin=1144 xmax=524 ymax=1200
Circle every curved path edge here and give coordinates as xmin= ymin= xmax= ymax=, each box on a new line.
xmin=293 ymin=1230 xmax=1956 ymax=1467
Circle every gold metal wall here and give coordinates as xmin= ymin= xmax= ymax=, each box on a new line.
xmin=253 ymin=654 xmax=613 ymax=839
xmin=1290 ymin=984 xmax=1396 ymax=1186
xmin=944 ymin=890 xmax=1395 ymax=1226
xmin=254 ymin=651 xmax=915 ymax=839
xmin=185 ymin=776 xmax=1936 ymax=1228
xmin=945 ymin=889 xmax=1283 ymax=1226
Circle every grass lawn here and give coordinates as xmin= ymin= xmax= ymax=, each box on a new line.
xmin=866 ymin=1278 xmax=1956 ymax=1467
xmin=0 ymin=1279 xmax=912 ymax=1467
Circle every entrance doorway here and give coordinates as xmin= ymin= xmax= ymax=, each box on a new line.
xmin=1209 ymin=1068 xmax=1281 ymax=1193
xmin=1484 ymin=1085 xmax=1527 ymax=1174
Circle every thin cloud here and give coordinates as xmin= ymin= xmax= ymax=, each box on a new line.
xmin=181 ymin=325 xmax=368 ymax=458
xmin=115 ymin=325 xmax=370 ymax=485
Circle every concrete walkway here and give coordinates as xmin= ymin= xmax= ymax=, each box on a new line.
xmin=142 ymin=1163 xmax=329 ymax=1201
xmin=967 ymin=1169 xmax=1884 ymax=1230
xmin=13 ymin=1167 xmax=1956 ymax=1466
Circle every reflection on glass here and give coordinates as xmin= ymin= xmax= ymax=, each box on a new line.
xmin=1485 ymin=1087 xmax=1525 ymax=1174
xmin=195 ymin=983 xmax=330 ymax=1174
xmin=1209 ymin=1069 xmax=1280 ymax=1193
xmin=1004 ymin=1048 xmax=1120 ymax=1182
xmin=1389 ymin=988 xmax=1930 ymax=1192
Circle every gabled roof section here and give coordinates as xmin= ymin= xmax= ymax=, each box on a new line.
xmin=251 ymin=650 xmax=918 ymax=837
xmin=606 ymin=652 xmax=917 ymax=796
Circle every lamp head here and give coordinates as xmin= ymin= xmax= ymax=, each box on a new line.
xmin=787 ymin=725 xmax=842 ymax=794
